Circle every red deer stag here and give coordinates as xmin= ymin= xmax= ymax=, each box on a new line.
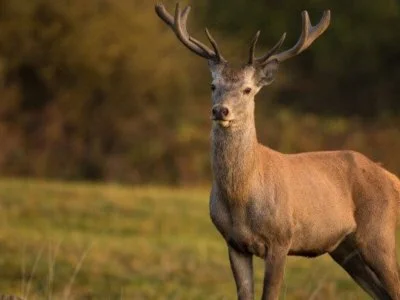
xmin=155 ymin=3 xmax=400 ymax=299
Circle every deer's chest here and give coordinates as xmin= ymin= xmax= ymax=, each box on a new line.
xmin=210 ymin=191 xmax=284 ymax=258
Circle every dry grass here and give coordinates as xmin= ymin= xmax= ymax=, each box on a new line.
xmin=0 ymin=178 xmax=398 ymax=299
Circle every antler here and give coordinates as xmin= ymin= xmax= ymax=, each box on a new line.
xmin=248 ymin=31 xmax=286 ymax=64
xmin=250 ymin=10 xmax=331 ymax=65
xmin=155 ymin=3 xmax=225 ymax=63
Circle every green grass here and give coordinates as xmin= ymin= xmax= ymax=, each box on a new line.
xmin=0 ymin=179 xmax=398 ymax=299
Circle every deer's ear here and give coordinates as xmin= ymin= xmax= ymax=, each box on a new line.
xmin=257 ymin=59 xmax=279 ymax=86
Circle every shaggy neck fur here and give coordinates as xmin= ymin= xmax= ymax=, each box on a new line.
xmin=211 ymin=116 xmax=259 ymax=205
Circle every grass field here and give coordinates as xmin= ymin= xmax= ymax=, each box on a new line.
xmin=0 ymin=179 xmax=399 ymax=299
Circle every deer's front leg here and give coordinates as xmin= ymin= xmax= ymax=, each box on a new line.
xmin=228 ymin=246 xmax=254 ymax=300
xmin=261 ymin=245 xmax=289 ymax=300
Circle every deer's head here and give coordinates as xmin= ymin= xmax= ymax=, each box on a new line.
xmin=155 ymin=3 xmax=330 ymax=130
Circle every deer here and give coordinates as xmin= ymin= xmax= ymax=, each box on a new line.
xmin=155 ymin=3 xmax=400 ymax=299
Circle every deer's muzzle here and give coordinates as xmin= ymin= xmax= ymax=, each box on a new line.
xmin=212 ymin=105 xmax=232 ymax=127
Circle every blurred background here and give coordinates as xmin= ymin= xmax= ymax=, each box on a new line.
xmin=0 ymin=0 xmax=399 ymax=299
xmin=0 ymin=0 xmax=399 ymax=185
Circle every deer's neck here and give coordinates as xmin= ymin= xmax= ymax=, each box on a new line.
xmin=211 ymin=120 xmax=259 ymax=203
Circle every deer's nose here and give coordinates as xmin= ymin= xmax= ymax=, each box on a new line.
xmin=212 ymin=105 xmax=230 ymax=120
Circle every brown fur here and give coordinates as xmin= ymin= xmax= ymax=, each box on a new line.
xmin=208 ymin=63 xmax=400 ymax=299
xmin=156 ymin=3 xmax=400 ymax=299
xmin=211 ymin=109 xmax=400 ymax=299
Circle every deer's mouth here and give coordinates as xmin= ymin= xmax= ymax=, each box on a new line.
xmin=212 ymin=118 xmax=232 ymax=128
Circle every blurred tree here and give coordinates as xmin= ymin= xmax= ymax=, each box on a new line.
xmin=0 ymin=0 xmax=398 ymax=184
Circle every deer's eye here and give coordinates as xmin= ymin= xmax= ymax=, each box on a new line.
xmin=243 ymin=87 xmax=252 ymax=95
xmin=211 ymin=84 xmax=216 ymax=91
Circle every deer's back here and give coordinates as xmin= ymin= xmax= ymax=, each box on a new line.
xmin=281 ymin=149 xmax=400 ymax=209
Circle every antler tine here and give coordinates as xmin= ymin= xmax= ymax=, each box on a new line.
xmin=155 ymin=2 xmax=174 ymax=26
xmin=266 ymin=10 xmax=331 ymax=63
xmin=248 ymin=30 xmax=261 ymax=65
xmin=205 ymin=28 xmax=223 ymax=62
xmin=155 ymin=2 xmax=225 ymax=62
xmin=180 ymin=5 xmax=191 ymax=31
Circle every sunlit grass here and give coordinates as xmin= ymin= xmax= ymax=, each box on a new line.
xmin=0 ymin=178 xmax=398 ymax=299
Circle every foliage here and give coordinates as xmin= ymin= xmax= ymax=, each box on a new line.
xmin=0 ymin=0 xmax=399 ymax=183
